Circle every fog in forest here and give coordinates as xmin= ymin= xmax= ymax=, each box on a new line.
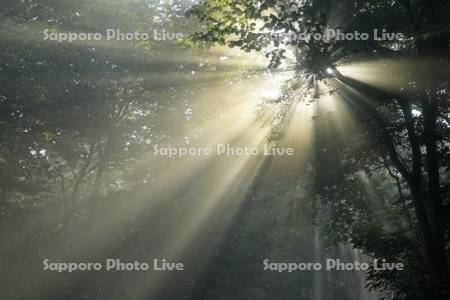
xmin=1 ymin=1 xmax=449 ymax=299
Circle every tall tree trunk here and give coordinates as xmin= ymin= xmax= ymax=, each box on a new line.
xmin=422 ymin=92 xmax=448 ymax=279
xmin=334 ymin=71 xmax=449 ymax=281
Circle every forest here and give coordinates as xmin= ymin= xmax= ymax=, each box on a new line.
xmin=0 ymin=0 xmax=449 ymax=299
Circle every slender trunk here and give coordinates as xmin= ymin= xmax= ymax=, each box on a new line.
xmin=385 ymin=162 xmax=413 ymax=228
xmin=422 ymin=93 xmax=448 ymax=278
xmin=87 ymin=135 xmax=114 ymax=220
xmin=60 ymin=145 xmax=94 ymax=231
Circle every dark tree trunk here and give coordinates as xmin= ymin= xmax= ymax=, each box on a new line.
xmin=422 ymin=93 xmax=448 ymax=279
xmin=333 ymin=71 xmax=449 ymax=281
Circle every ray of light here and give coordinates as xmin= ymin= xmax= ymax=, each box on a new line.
xmin=25 ymin=59 xmax=298 ymax=299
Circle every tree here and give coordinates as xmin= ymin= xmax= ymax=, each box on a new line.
xmin=186 ymin=0 xmax=450 ymax=296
